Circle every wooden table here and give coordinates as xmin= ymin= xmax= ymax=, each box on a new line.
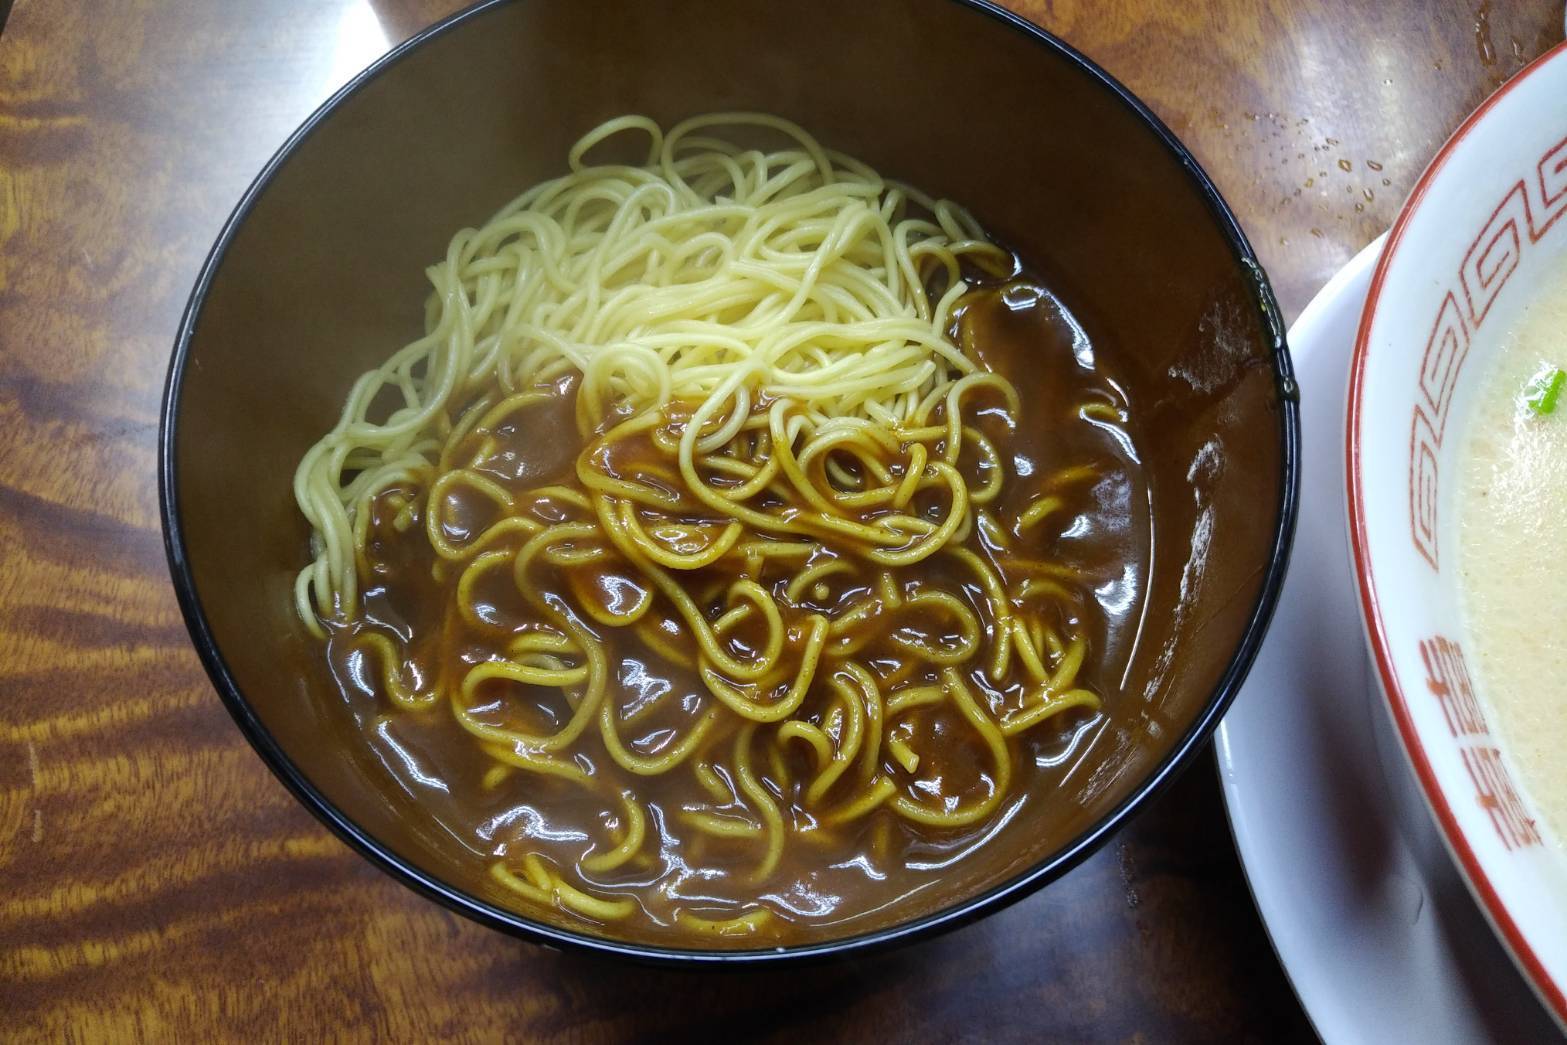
xmin=3 ymin=1 xmax=1562 ymax=1039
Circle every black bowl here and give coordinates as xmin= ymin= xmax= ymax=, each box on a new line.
xmin=160 ymin=0 xmax=1297 ymax=964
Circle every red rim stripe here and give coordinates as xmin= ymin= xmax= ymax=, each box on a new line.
xmin=1346 ymin=39 xmax=1567 ymax=1028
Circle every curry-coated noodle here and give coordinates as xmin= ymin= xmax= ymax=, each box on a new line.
xmin=293 ymin=114 xmax=1150 ymax=944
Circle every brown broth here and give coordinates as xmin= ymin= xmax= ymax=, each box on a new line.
xmin=322 ymin=274 xmax=1150 ymax=947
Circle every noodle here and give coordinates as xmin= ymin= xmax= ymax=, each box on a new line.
xmin=295 ymin=114 xmax=1122 ymax=941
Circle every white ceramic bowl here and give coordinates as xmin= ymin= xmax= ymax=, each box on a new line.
xmin=1348 ymin=41 xmax=1567 ymax=1030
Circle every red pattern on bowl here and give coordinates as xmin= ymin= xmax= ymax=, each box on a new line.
xmin=1348 ymin=40 xmax=1567 ymax=1030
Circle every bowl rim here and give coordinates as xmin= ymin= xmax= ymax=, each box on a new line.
xmin=158 ymin=0 xmax=1299 ymax=965
xmin=1345 ymin=39 xmax=1567 ymax=1027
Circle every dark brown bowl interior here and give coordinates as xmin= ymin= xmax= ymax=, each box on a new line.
xmin=162 ymin=0 xmax=1295 ymax=962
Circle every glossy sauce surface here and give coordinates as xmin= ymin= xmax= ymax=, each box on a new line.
xmin=323 ymin=275 xmax=1152 ymax=945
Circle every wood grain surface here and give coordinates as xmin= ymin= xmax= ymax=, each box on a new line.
xmin=2 ymin=1 xmax=1562 ymax=1040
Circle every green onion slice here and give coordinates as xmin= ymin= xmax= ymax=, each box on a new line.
xmin=1524 ymin=365 xmax=1565 ymax=416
